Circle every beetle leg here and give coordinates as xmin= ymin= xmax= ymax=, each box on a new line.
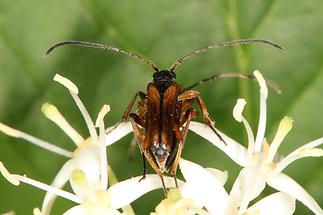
xmin=129 ymin=113 xmax=146 ymax=127
xmin=122 ymin=91 xmax=146 ymax=121
xmin=138 ymin=151 xmax=147 ymax=182
xmin=143 ymin=149 xmax=167 ymax=195
xmin=129 ymin=115 xmax=147 ymax=181
xmin=128 ymin=137 xmax=137 ymax=162
xmin=128 ymin=107 xmax=147 ymax=161
xmin=180 ymin=99 xmax=195 ymax=119
xmin=106 ymin=92 xmax=147 ymax=136
xmin=178 ymin=90 xmax=226 ymax=143
xmin=180 ymin=107 xmax=198 ymax=127
xmin=170 ymin=108 xmax=194 ymax=187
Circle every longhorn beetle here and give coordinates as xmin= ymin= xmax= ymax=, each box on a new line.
xmin=46 ymin=39 xmax=283 ymax=194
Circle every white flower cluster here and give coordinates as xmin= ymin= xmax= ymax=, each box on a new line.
xmin=0 ymin=71 xmax=322 ymax=215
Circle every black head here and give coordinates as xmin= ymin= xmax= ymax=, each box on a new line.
xmin=153 ymin=70 xmax=176 ymax=84
xmin=152 ymin=70 xmax=176 ymax=93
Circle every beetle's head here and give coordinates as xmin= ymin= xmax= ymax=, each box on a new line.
xmin=152 ymin=70 xmax=176 ymax=92
xmin=153 ymin=70 xmax=176 ymax=84
xmin=150 ymin=143 xmax=171 ymax=172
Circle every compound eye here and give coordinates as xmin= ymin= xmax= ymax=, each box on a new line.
xmin=170 ymin=71 xmax=176 ymax=80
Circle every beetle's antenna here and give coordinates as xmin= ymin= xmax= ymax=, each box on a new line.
xmin=184 ymin=72 xmax=281 ymax=94
xmin=46 ymin=40 xmax=159 ymax=72
xmin=169 ymin=39 xmax=284 ymax=72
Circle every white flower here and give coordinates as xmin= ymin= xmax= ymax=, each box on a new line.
xmin=150 ymin=188 xmax=208 ymax=215
xmin=189 ymin=71 xmax=323 ymax=215
xmin=152 ymin=158 xmax=295 ymax=215
xmin=0 ymin=74 xmax=182 ymax=214
xmin=0 ymin=74 xmax=132 ymax=214
xmin=0 ymin=161 xmax=179 ymax=215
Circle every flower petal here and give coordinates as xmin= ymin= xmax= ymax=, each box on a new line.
xmin=108 ymin=174 xmax=180 ymax=209
xmin=205 ymin=168 xmax=228 ymax=186
xmin=41 ymin=160 xmax=76 ymax=215
xmin=72 ymin=145 xmax=101 ymax=190
xmin=189 ymin=121 xmax=247 ymax=166
xmin=104 ymin=122 xmax=133 ymax=146
xmin=227 ymin=167 xmax=266 ymax=214
xmin=2 ymin=211 xmax=15 ymax=215
xmin=179 ymin=158 xmax=228 ymax=214
xmin=246 ymin=192 xmax=295 ymax=215
xmin=70 ymin=169 xmax=91 ymax=197
xmin=153 ymin=196 xmax=208 ymax=215
xmin=267 ymin=173 xmax=323 ymax=215
xmin=63 ymin=206 xmax=85 ymax=215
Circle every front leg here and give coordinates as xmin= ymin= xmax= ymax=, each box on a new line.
xmin=178 ymin=90 xmax=226 ymax=144
xmin=122 ymin=91 xmax=146 ymax=121
xmin=107 ymin=91 xmax=146 ymax=135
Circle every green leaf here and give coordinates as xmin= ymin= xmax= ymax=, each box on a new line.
xmin=0 ymin=0 xmax=322 ymax=214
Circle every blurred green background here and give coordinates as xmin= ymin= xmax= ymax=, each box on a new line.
xmin=0 ymin=0 xmax=322 ymax=214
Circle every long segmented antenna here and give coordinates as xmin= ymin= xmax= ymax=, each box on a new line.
xmin=169 ymin=39 xmax=284 ymax=72
xmin=45 ymin=40 xmax=160 ymax=72
xmin=184 ymin=72 xmax=281 ymax=94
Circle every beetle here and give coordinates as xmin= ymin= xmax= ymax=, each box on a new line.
xmin=46 ymin=39 xmax=283 ymax=193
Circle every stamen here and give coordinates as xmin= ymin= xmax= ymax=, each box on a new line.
xmin=95 ymin=105 xmax=110 ymax=127
xmin=0 ymin=123 xmax=73 ymax=158
xmin=233 ymin=99 xmax=246 ymax=122
xmin=42 ymin=103 xmax=84 ymax=146
xmin=33 ymin=208 xmax=41 ymax=215
xmin=253 ymin=71 xmax=268 ymax=153
xmin=0 ymin=162 xmax=20 ymax=186
xmin=272 ymin=148 xmax=323 ymax=176
xmin=267 ymin=117 xmax=293 ymax=162
xmin=95 ymin=105 xmax=110 ymax=190
xmin=54 ymin=74 xmax=98 ymax=143
xmin=254 ymin=70 xmax=268 ymax=99
xmin=53 ymin=74 xmax=79 ymax=94
xmin=16 ymin=174 xmax=81 ymax=204
xmin=233 ymin=99 xmax=255 ymax=162
xmin=288 ymin=137 xmax=323 ymax=157
xmin=0 ymin=123 xmax=21 ymax=137
xmin=70 ymin=92 xmax=98 ymax=143
xmin=0 ymin=162 xmax=81 ymax=203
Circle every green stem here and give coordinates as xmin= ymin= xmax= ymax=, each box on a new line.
xmin=226 ymin=0 xmax=252 ymax=120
